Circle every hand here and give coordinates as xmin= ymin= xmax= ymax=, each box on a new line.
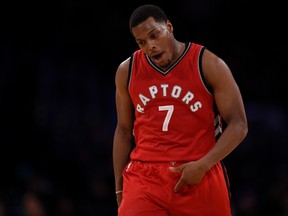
xmin=169 ymin=160 xmax=208 ymax=192
xmin=116 ymin=192 xmax=122 ymax=207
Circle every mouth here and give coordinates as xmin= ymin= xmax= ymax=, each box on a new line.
xmin=151 ymin=52 xmax=163 ymax=62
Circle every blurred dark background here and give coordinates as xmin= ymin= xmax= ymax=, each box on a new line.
xmin=0 ymin=0 xmax=287 ymax=215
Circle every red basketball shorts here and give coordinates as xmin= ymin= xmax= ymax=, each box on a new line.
xmin=118 ymin=160 xmax=232 ymax=216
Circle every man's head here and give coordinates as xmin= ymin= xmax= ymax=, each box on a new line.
xmin=129 ymin=4 xmax=176 ymax=69
xmin=129 ymin=4 xmax=168 ymax=33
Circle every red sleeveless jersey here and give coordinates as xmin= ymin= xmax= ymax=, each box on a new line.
xmin=128 ymin=42 xmax=222 ymax=163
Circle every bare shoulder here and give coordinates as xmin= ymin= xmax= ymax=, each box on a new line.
xmin=201 ymin=48 xmax=236 ymax=90
xmin=115 ymin=57 xmax=131 ymax=90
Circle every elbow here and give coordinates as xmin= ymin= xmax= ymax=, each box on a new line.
xmin=228 ymin=118 xmax=248 ymax=144
xmin=239 ymin=120 xmax=248 ymax=142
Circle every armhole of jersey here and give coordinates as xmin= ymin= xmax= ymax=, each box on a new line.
xmin=199 ymin=47 xmax=223 ymax=140
xmin=199 ymin=47 xmax=213 ymax=94
xmin=127 ymin=53 xmax=134 ymax=92
xmin=127 ymin=53 xmax=136 ymax=130
xmin=214 ymin=108 xmax=223 ymax=141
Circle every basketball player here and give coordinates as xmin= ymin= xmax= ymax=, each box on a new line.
xmin=113 ymin=4 xmax=248 ymax=216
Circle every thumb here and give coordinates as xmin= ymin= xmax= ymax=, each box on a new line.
xmin=169 ymin=165 xmax=183 ymax=172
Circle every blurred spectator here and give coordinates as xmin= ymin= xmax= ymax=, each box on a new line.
xmin=22 ymin=192 xmax=46 ymax=216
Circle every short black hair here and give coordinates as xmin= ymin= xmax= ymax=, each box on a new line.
xmin=129 ymin=4 xmax=168 ymax=33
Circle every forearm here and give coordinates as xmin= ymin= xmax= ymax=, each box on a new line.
xmin=199 ymin=121 xmax=248 ymax=171
xmin=113 ymin=126 xmax=134 ymax=191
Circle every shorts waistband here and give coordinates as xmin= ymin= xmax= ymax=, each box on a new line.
xmin=131 ymin=160 xmax=186 ymax=166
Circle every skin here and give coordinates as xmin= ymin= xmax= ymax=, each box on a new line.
xmin=113 ymin=17 xmax=248 ymax=207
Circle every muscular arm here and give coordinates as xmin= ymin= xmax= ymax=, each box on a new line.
xmin=199 ymin=48 xmax=248 ymax=170
xmin=170 ymin=48 xmax=248 ymax=192
xmin=113 ymin=57 xmax=135 ymax=206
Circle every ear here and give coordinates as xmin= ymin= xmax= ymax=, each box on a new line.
xmin=166 ymin=20 xmax=173 ymax=33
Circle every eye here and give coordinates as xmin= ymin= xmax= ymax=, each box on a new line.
xmin=151 ymin=32 xmax=159 ymax=39
xmin=137 ymin=40 xmax=146 ymax=46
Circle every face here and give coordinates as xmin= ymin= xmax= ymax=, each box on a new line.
xmin=132 ymin=17 xmax=174 ymax=69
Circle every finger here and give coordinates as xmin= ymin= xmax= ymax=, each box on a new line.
xmin=169 ymin=166 xmax=182 ymax=172
xmin=174 ymin=180 xmax=184 ymax=192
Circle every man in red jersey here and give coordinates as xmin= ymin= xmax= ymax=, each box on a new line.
xmin=113 ymin=4 xmax=248 ymax=216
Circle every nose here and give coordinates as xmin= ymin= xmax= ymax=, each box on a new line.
xmin=147 ymin=41 xmax=156 ymax=50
